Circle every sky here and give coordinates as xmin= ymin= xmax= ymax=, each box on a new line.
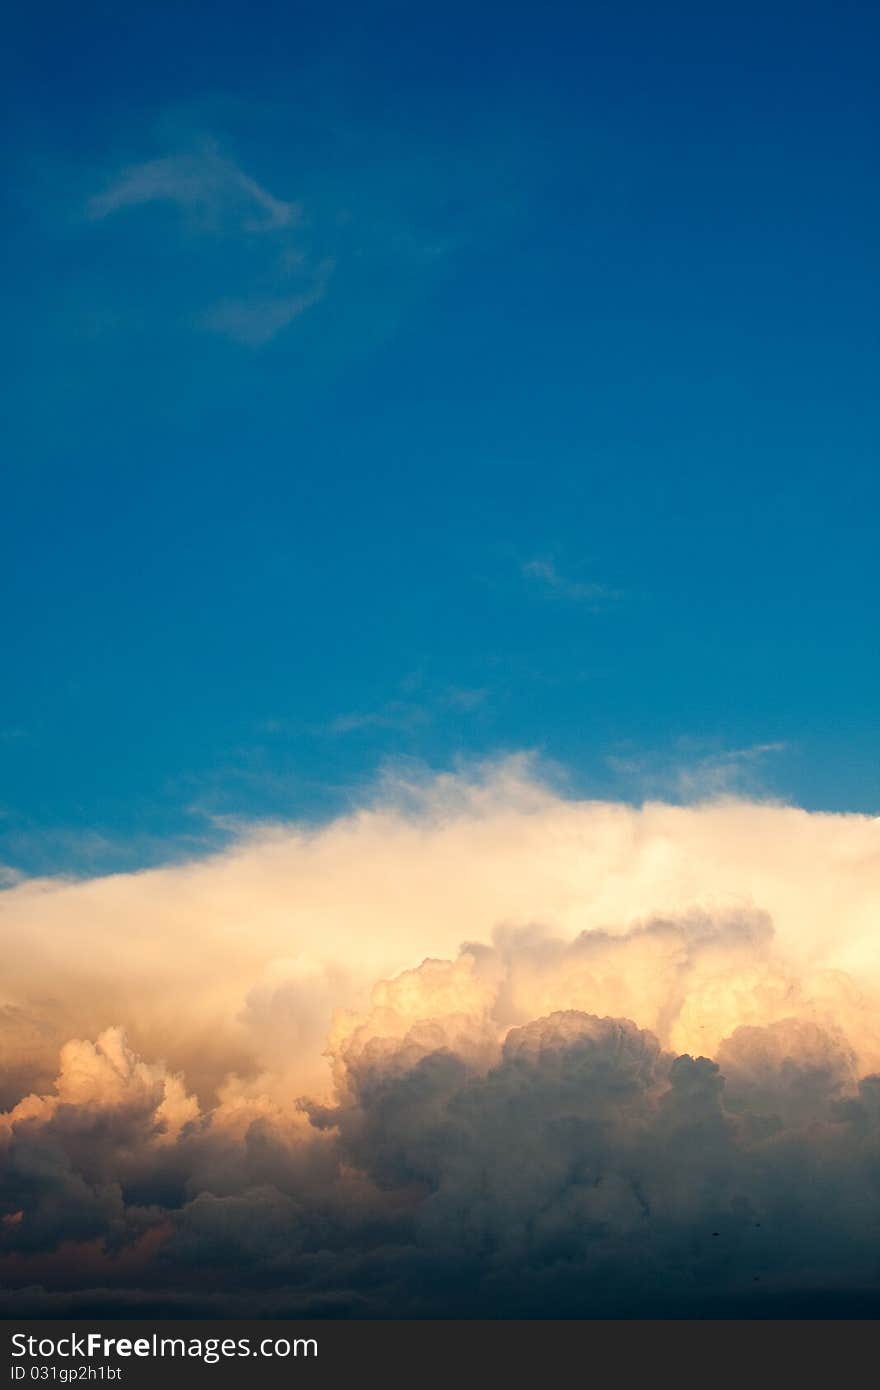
xmin=3 ymin=0 xmax=879 ymax=878
xmin=3 ymin=3 xmax=880 ymax=1319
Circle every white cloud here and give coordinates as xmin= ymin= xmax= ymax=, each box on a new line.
xmin=523 ymin=558 xmax=615 ymax=606
xmin=87 ymin=141 xmax=298 ymax=232
xmin=87 ymin=139 xmax=328 ymax=345
xmin=323 ymin=684 xmax=488 ymax=737
xmin=608 ymin=740 xmax=788 ymax=802
xmin=199 ymin=273 xmax=331 ymax=347
xmin=1 ymin=755 xmax=878 ymax=1108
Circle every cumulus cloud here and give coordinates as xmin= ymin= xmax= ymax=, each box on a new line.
xmin=1 ymin=760 xmax=880 ymax=1315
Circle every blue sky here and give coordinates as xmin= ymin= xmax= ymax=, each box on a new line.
xmin=3 ymin=0 xmax=878 ymax=875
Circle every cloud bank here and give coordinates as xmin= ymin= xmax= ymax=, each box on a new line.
xmin=1 ymin=759 xmax=879 ymax=1315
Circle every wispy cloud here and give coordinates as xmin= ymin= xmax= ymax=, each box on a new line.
xmin=522 ymin=558 xmax=616 ymax=607
xmin=323 ymin=684 xmax=489 ymax=737
xmin=327 ymin=702 xmax=432 ymax=736
xmin=674 ymin=741 xmax=787 ymax=800
xmin=199 ymin=261 xmax=333 ymax=346
xmin=87 ymin=138 xmax=327 ymax=345
xmin=608 ymin=739 xmax=788 ymax=803
xmin=82 ymin=113 xmax=517 ymax=352
xmin=253 ymin=688 xmax=490 ymax=742
xmin=87 ymin=140 xmax=298 ymax=232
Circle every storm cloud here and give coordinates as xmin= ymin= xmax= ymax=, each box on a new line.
xmin=2 ymin=762 xmax=880 ymax=1315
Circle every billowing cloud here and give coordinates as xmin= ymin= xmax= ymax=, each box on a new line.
xmin=1 ymin=759 xmax=880 ymax=1315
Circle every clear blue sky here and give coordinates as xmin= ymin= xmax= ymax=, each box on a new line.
xmin=3 ymin=0 xmax=878 ymax=874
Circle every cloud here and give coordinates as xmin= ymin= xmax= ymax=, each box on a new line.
xmin=522 ymin=559 xmax=616 ymax=606
xmin=199 ymin=268 xmax=332 ymax=347
xmin=87 ymin=138 xmax=327 ymax=345
xmin=608 ymin=740 xmax=788 ymax=802
xmin=675 ymin=743 xmax=788 ymax=800
xmin=325 ymin=704 xmax=433 ymax=736
xmin=87 ymin=141 xmax=298 ymax=232
xmin=1 ymin=1026 xmax=198 ymax=1140
xmin=2 ymin=759 xmax=880 ymax=1314
xmin=81 ymin=112 xmax=520 ymax=352
xmin=323 ymin=684 xmax=488 ymax=737
xmin=2 ymin=755 xmax=879 ymax=1107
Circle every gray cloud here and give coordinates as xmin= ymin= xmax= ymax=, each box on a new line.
xmin=4 ymin=911 xmax=880 ymax=1316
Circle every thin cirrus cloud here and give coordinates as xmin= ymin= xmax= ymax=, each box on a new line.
xmin=86 ymin=139 xmax=329 ymax=344
xmin=674 ymin=741 xmax=788 ymax=800
xmin=608 ymin=740 xmax=789 ymax=803
xmin=2 ymin=758 xmax=880 ymax=1314
xmin=323 ymin=685 xmax=488 ymax=736
xmin=86 ymin=140 xmax=299 ymax=232
xmin=522 ymin=558 xmax=617 ymax=607
xmin=200 ymin=263 xmax=334 ymax=347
